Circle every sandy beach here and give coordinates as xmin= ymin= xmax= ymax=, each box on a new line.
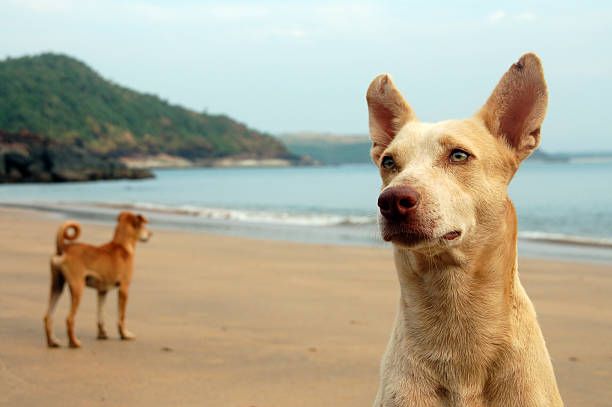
xmin=0 ymin=207 xmax=611 ymax=406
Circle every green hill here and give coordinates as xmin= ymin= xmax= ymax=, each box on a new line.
xmin=0 ymin=53 xmax=296 ymax=161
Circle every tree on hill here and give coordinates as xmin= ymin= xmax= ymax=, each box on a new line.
xmin=0 ymin=53 xmax=295 ymax=160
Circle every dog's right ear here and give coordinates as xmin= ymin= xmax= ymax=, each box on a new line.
xmin=366 ymin=74 xmax=417 ymax=163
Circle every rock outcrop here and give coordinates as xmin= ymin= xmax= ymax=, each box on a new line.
xmin=0 ymin=130 xmax=153 ymax=183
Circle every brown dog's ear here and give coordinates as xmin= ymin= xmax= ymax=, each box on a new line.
xmin=476 ymin=53 xmax=548 ymax=161
xmin=366 ymin=74 xmax=417 ymax=163
xmin=130 ymin=214 xmax=148 ymax=227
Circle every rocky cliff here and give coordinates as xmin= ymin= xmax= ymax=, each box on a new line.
xmin=0 ymin=130 xmax=152 ymax=183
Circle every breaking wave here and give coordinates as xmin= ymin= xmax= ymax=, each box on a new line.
xmin=98 ymin=202 xmax=377 ymax=227
xmin=519 ymin=231 xmax=612 ymax=248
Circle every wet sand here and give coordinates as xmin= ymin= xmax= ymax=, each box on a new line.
xmin=0 ymin=207 xmax=610 ymax=406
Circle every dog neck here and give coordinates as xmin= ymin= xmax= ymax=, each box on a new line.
xmin=112 ymin=228 xmax=137 ymax=255
xmin=392 ymin=199 xmax=518 ymax=372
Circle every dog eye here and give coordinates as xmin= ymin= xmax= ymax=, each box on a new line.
xmin=449 ymin=149 xmax=470 ymax=163
xmin=381 ymin=156 xmax=396 ymax=170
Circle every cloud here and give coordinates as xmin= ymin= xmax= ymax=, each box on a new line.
xmin=488 ymin=10 xmax=506 ymax=22
xmin=517 ymin=12 xmax=536 ymax=21
xmin=3 ymin=0 xmax=385 ymax=41
xmin=488 ymin=10 xmax=536 ymax=24
xmin=285 ymin=29 xmax=307 ymax=39
xmin=115 ymin=3 xmax=271 ymax=24
xmin=6 ymin=0 xmax=78 ymax=12
xmin=210 ymin=5 xmax=270 ymax=21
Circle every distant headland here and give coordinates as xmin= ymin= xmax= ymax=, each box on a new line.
xmin=0 ymin=53 xmax=311 ymax=181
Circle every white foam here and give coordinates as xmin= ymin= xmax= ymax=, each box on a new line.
xmin=519 ymin=231 xmax=612 ymax=248
xmin=120 ymin=202 xmax=376 ymax=227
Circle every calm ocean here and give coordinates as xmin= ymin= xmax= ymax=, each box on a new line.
xmin=1 ymin=161 xmax=611 ymax=262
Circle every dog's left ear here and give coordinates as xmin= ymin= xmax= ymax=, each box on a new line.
xmin=476 ymin=53 xmax=548 ymax=162
xmin=366 ymin=74 xmax=417 ymax=163
xmin=135 ymin=214 xmax=148 ymax=224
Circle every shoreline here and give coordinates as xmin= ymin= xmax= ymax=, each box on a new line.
xmin=119 ymin=154 xmax=317 ymax=169
xmin=1 ymin=201 xmax=612 ymax=264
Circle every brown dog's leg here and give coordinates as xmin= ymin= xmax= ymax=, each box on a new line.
xmin=97 ymin=290 xmax=108 ymax=339
xmin=44 ymin=264 xmax=65 ymax=348
xmin=117 ymin=286 xmax=135 ymax=340
xmin=66 ymin=281 xmax=84 ymax=348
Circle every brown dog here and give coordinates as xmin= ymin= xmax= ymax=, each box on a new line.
xmin=367 ymin=53 xmax=563 ymax=406
xmin=44 ymin=211 xmax=152 ymax=348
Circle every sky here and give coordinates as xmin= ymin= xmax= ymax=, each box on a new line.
xmin=1 ymin=0 xmax=611 ymax=152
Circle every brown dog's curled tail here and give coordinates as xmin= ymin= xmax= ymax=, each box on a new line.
xmin=55 ymin=221 xmax=81 ymax=255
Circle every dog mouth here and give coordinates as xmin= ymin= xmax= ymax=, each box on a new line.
xmin=384 ymin=230 xmax=428 ymax=245
xmin=381 ymin=221 xmax=462 ymax=247
xmin=442 ymin=230 xmax=461 ymax=241
xmin=380 ymin=220 xmax=431 ymax=246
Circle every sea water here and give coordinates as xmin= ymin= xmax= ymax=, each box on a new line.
xmin=1 ymin=161 xmax=611 ymax=262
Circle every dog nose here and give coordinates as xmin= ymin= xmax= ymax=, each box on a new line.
xmin=378 ymin=186 xmax=420 ymax=219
